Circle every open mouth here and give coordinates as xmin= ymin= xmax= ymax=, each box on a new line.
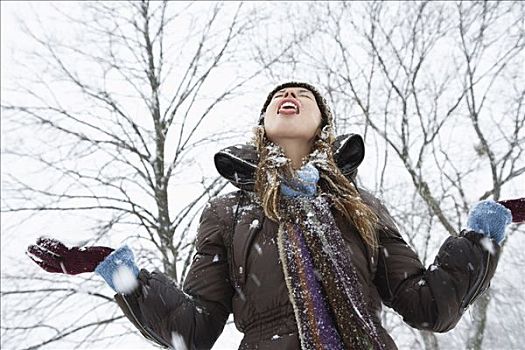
xmin=278 ymin=99 xmax=300 ymax=115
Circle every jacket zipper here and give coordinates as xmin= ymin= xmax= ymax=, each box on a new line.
xmin=229 ymin=191 xmax=244 ymax=289
xmin=120 ymin=294 xmax=172 ymax=348
xmin=239 ymin=214 xmax=264 ymax=285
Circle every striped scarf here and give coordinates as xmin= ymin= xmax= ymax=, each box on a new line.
xmin=278 ymin=163 xmax=384 ymax=350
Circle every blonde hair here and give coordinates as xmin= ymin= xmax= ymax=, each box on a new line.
xmin=252 ymin=126 xmax=379 ymax=248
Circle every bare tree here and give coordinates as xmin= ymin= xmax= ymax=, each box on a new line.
xmin=1 ymin=1 xmax=291 ymax=348
xmin=258 ymin=1 xmax=524 ymax=349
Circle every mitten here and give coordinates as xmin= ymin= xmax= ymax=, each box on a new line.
xmin=498 ymin=198 xmax=525 ymax=223
xmin=467 ymin=200 xmax=512 ymax=245
xmin=27 ymin=237 xmax=114 ymax=274
xmin=95 ymin=245 xmax=140 ymax=293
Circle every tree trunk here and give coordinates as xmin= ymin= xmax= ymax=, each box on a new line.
xmin=420 ymin=330 xmax=439 ymax=350
xmin=466 ymin=291 xmax=491 ymax=350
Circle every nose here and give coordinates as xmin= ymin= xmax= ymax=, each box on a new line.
xmin=283 ymin=90 xmax=297 ymax=98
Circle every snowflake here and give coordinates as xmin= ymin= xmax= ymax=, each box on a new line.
xmin=254 ymin=243 xmax=263 ymax=255
xmin=479 ymin=237 xmax=496 ymax=255
xmin=112 ymin=265 xmax=138 ymax=294
xmin=171 ymin=332 xmax=188 ymax=350
xmin=250 ymin=219 xmax=260 ymax=229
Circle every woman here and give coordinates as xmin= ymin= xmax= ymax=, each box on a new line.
xmin=28 ymin=82 xmax=519 ymax=350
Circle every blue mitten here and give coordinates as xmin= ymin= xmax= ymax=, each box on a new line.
xmin=95 ymin=245 xmax=140 ymax=294
xmin=467 ymin=200 xmax=512 ymax=245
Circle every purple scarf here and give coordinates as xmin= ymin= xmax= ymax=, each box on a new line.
xmin=278 ymin=164 xmax=384 ymax=350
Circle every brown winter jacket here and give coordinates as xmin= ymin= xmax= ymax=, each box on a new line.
xmin=115 ymin=134 xmax=501 ymax=350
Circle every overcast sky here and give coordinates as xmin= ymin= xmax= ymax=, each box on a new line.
xmin=2 ymin=2 xmax=524 ymax=349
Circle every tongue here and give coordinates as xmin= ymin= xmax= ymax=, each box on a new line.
xmin=279 ymin=108 xmax=297 ymax=115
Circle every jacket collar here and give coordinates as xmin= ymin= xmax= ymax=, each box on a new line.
xmin=214 ymin=134 xmax=365 ymax=191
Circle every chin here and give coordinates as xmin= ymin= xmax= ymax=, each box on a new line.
xmin=266 ymin=131 xmax=316 ymax=143
xmin=265 ymin=120 xmax=319 ymax=144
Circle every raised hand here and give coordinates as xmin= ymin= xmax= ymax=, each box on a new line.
xmin=467 ymin=200 xmax=513 ymax=245
xmin=498 ymin=198 xmax=525 ymax=223
xmin=27 ymin=237 xmax=114 ymax=275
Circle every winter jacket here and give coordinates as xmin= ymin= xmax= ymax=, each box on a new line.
xmin=114 ymin=134 xmax=501 ymax=350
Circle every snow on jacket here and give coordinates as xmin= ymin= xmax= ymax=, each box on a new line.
xmin=114 ymin=134 xmax=501 ymax=350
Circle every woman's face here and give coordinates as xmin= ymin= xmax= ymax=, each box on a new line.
xmin=263 ymin=87 xmax=323 ymax=144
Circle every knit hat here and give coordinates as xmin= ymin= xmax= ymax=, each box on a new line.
xmin=259 ymin=81 xmax=334 ymax=128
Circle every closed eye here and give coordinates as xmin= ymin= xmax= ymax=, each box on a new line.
xmin=273 ymin=93 xmax=311 ymax=99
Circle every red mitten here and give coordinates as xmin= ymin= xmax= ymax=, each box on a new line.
xmin=498 ymin=198 xmax=525 ymax=223
xmin=27 ymin=237 xmax=114 ymax=275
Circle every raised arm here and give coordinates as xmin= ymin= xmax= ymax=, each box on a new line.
xmin=369 ymin=196 xmax=509 ymax=332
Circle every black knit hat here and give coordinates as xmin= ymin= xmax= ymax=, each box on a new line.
xmin=258 ymin=81 xmax=334 ymax=128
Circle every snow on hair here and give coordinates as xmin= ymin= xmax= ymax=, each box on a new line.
xmin=252 ymin=125 xmax=379 ymax=248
